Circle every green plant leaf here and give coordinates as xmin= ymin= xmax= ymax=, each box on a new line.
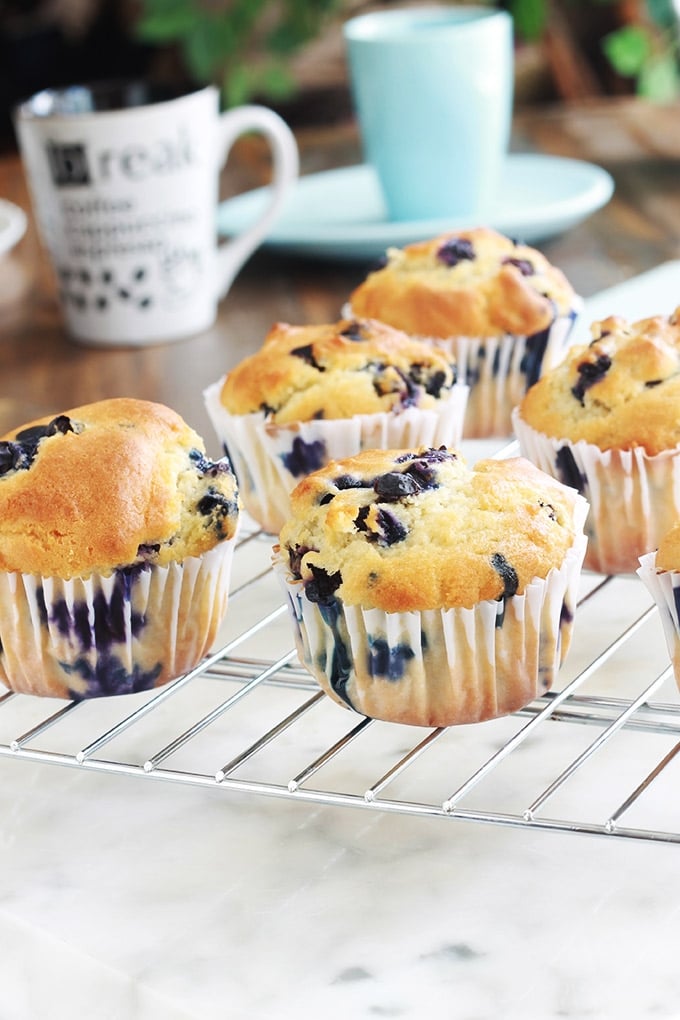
xmin=638 ymin=51 xmax=680 ymax=99
xmin=183 ymin=18 xmax=237 ymax=81
xmin=135 ymin=9 xmax=198 ymax=42
xmin=223 ymin=64 xmax=251 ymax=108
xmin=602 ymin=25 xmax=652 ymax=77
xmin=509 ymin=0 xmax=548 ymax=42
xmin=259 ymin=62 xmax=297 ymax=99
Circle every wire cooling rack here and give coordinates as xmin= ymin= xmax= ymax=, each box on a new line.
xmin=1 ymin=496 xmax=680 ymax=847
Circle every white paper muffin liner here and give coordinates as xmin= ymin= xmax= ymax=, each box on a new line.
xmin=204 ymin=378 xmax=469 ymax=534
xmin=342 ymin=300 xmax=581 ymax=440
xmin=0 ymin=539 xmax=236 ymax=700
xmin=637 ymin=551 xmax=680 ymax=690
xmin=513 ymin=408 xmax=680 ymax=576
xmin=272 ymin=509 xmax=588 ymax=727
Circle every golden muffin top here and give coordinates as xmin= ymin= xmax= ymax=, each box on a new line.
xmin=219 ymin=317 xmax=460 ymax=424
xmin=518 ymin=310 xmax=680 ymax=453
xmin=0 ymin=397 xmax=239 ymax=577
xmin=349 ymin=227 xmax=576 ymax=340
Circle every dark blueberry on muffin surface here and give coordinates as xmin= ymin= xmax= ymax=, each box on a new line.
xmin=571 ymin=353 xmax=613 ymax=405
xmin=436 ymin=237 xmax=475 ymax=266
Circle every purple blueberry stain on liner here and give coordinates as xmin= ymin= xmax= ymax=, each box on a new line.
xmin=63 ymin=654 xmax=162 ymax=700
xmin=367 ymin=636 xmax=415 ymax=681
xmin=35 ymin=566 xmax=165 ymax=699
xmin=560 ymin=601 xmax=574 ymax=626
xmin=519 ymin=325 xmax=551 ymax=391
xmin=316 ymin=597 xmax=354 ymax=709
xmin=491 ymin=552 xmax=519 ymax=629
xmin=555 ymin=446 xmax=588 ymax=494
xmin=281 ymin=437 xmax=327 ymax=478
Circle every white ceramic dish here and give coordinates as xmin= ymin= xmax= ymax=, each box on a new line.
xmin=217 ymin=155 xmax=614 ymax=262
xmin=0 ymin=199 xmax=27 ymax=257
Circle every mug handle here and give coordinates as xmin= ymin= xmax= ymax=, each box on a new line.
xmin=215 ymin=105 xmax=299 ymax=298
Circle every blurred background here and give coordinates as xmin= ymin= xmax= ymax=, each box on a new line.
xmin=1 ymin=0 xmax=678 ymax=153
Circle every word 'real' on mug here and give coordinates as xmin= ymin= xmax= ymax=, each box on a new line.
xmin=343 ymin=6 xmax=513 ymax=222
xmin=14 ymin=82 xmax=299 ymax=347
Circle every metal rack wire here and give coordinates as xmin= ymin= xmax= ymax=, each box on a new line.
xmin=1 ymin=515 xmax=680 ymax=846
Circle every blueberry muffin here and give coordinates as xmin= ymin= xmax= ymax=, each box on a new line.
xmin=638 ymin=521 xmax=680 ymax=692
xmin=514 ymin=309 xmax=680 ymax=575
xmin=348 ymin=227 xmax=579 ymax=438
xmin=0 ymin=398 xmax=240 ymax=699
xmin=273 ymin=446 xmax=587 ymax=727
xmin=204 ymin=316 xmax=467 ymax=534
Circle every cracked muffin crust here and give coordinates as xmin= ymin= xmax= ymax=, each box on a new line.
xmin=349 ymin=227 xmax=575 ymax=340
xmin=0 ymin=397 xmax=239 ymax=578
xmin=219 ymin=317 xmax=460 ymax=423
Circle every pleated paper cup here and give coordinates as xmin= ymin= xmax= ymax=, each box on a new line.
xmin=342 ymin=300 xmax=581 ymax=439
xmin=513 ymin=408 xmax=680 ymax=576
xmin=273 ymin=512 xmax=588 ymax=728
xmin=638 ymin=551 xmax=680 ymax=690
xmin=204 ymin=378 xmax=468 ymax=534
xmin=0 ymin=539 xmax=236 ymax=700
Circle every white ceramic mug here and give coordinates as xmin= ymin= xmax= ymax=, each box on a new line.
xmin=14 ymin=82 xmax=299 ymax=346
xmin=344 ymin=6 xmax=513 ymax=222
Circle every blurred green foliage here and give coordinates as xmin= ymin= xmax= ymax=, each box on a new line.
xmin=135 ymin=0 xmax=680 ymax=106
xmin=135 ymin=0 xmax=341 ymax=107
xmin=509 ymin=0 xmax=680 ymax=99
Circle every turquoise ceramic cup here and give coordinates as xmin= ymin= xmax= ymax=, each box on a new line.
xmin=343 ymin=6 xmax=514 ymax=222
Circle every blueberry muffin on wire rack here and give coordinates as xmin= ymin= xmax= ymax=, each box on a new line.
xmin=347 ymin=227 xmax=580 ymax=438
xmin=0 ymin=398 xmax=239 ymax=699
xmin=514 ymin=308 xmax=680 ymax=575
xmin=638 ymin=519 xmax=680 ymax=693
xmin=273 ymin=445 xmax=587 ymax=727
xmin=204 ymin=316 xmax=467 ymax=534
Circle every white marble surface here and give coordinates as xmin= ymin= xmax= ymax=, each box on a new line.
xmin=1 ymin=751 xmax=680 ymax=1020
xmin=3 ymin=266 xmax=680 ymax=1019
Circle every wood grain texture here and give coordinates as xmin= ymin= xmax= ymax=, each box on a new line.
xmin=1 ymin=98 xmax=679 ymax=452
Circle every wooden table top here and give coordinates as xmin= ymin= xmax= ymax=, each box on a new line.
xmin=1 ymin=96 xmax=679 ymax=453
